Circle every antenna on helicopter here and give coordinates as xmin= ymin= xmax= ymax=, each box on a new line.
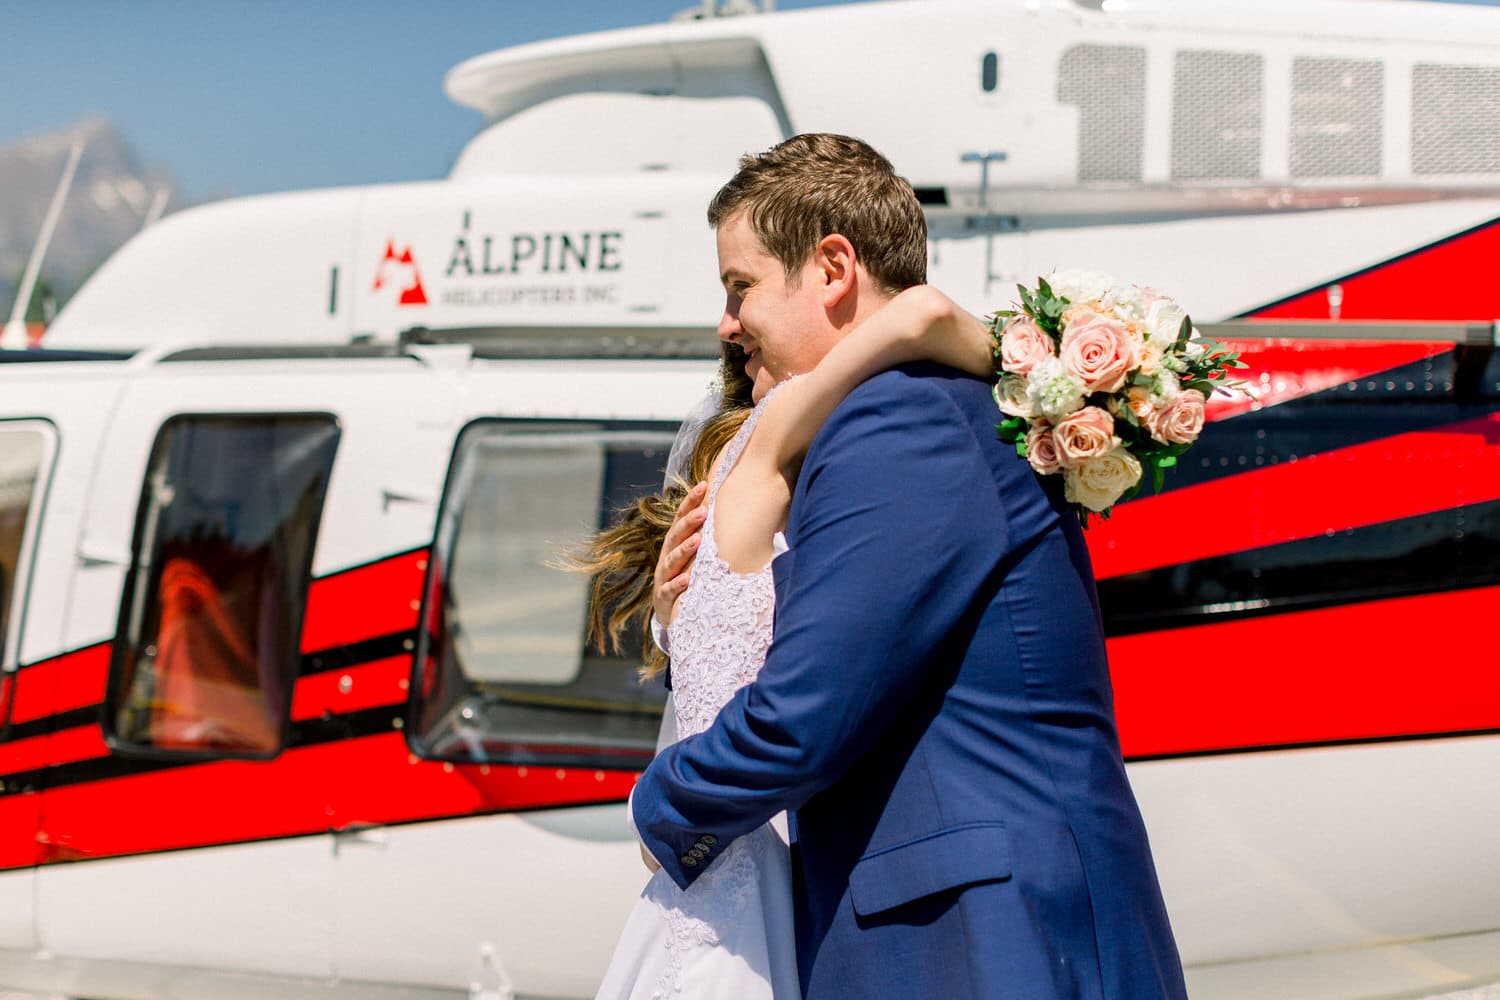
xmin=2 ymin=134 xmax=86 ymax=350
xmin=670 ymin=0 xmax=776 ymax=21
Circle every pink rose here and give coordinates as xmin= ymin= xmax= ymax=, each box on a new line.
xmin=1026 ymin=423 xmax=1064 ymax=474
xmin=1052 ymin=406 xmax=1118 ymax=468
xmin=1059 ymin=311 xmax=1140 ymax=394
xmin=1146 ymin=391 xmax=1206 ymax=444
xmin=999 ymin=317 xmax=1055 ymax=376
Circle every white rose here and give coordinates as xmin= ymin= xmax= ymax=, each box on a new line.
xmin=992 ymin=374 xmax=1036 ymax=418
xmin=1025 ymin=357 xmax=1086 ymax=421
xmin=1144 ymin=296 xmax=1188 ymax=348
xmin=1045 ymin=269 xmax=1112 ymax=306
xmin=1063 ymin=446 xmax=1143 ymax=513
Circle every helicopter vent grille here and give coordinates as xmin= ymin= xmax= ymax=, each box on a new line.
xmin=1413 ymin=64 xmax=1500 ymax=175
xmin=1057 ymin=44 xmax=1146 ymax=183
xmin=1170 ymin=49 xmax=1264 ymax=182
xmin=1291 ymin=57 xmax=1384 ymax=178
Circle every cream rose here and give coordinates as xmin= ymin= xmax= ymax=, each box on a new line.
xmin=1026 ymin=424 xmax=1064 ymax=474
xmin=1059 ymin=311 xmax=1140 ymax=394
xmin=993 ymin=375 xmax=1035 ymax=418
xmin=1052 ymin=405 xmax=1118 ymax=468
xmin=1146 ymin=390 xmax=1206 ymax=445
xmin=998 ymin=317 xmax=1054 ymax=376
xmin=1064 ymin=447 xmax=1143 ymax=513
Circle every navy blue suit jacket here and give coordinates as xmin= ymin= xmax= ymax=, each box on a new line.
xmin=633 ymin=365 xmax=1186 ymax=998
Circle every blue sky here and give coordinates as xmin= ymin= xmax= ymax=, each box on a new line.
xmin=0 ymin=1 xmax=860 ymax=200
xmin=2 ymin=0 xmax=1496 ymax=201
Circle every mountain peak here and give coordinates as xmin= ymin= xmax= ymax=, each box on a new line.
xmin=0 ymin=117 xmax=183 ymax=317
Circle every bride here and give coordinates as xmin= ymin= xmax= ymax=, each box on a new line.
xmin=580 ymin=285 xmax=993 ymax=999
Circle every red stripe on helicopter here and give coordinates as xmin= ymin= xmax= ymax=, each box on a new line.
xmin=0 ymin=725 xmax=109 ymax=776
xmin=32 ymin=732 xmax=637 ymax=865
xmin=1247 ymin=215 xmax=1500 ymax=323
xmin=1087 ymin=410 xmax=1500 ymax=581
xmin=1111 ymin=585 xmax=1500 ymax=759
xmin=1206 ymin=216 xmax=1500 ymax=417
xmin=290 ymin=654 xmax=410 ymax=722
xmin=299 ymin=549 xmax=428 ymax=654
xmin=10 ymin=644 xmax=110 ymax=725
xmin=1202 ymin=339 xmax=1453 ymax=421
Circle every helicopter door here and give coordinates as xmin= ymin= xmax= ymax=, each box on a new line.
xmin=36 ymin=369 xmax=346 ymax=984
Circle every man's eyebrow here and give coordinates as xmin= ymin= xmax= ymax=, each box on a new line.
xmin=720 ymin=268 xmax=752 ymax=287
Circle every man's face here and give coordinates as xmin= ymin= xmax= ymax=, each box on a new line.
xmin=715 ymin=212 xmax=836 ymax=402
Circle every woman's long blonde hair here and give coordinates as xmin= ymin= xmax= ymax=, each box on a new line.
xmin=578 ymin=343 xmax=755 ymax=679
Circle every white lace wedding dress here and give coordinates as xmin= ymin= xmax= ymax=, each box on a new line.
xmin=595 ymin=393 xmax=801 ymax=1000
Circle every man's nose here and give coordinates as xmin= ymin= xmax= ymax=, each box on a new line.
xmin=718 ymin=302 xmax=743 ymax=343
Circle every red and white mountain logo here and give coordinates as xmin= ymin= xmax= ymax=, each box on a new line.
xmin=372 ymin=240 xmax=429 ymax=306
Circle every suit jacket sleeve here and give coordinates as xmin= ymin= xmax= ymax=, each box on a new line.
xmin=633 ymin=371 xmax=1009 ymax=888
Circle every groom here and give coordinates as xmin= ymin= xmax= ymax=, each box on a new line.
xmin=632 ymin=133 xmax=1187 ymax=998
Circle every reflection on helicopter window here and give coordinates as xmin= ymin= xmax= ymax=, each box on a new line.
xmin=108 ymin=416 xmax=339 ymax=758
xmin=412 ymin=423 xmax=674 ymax=768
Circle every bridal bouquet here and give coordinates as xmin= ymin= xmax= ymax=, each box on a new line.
xmin=991 ymin=270 xmax=1245 ymax=523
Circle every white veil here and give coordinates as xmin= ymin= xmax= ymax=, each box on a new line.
xmin=662 ymin=372 xmax=726 ymax=490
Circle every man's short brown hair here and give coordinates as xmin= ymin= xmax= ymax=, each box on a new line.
xmin=707 ymin=133 xmax=927 ymax=294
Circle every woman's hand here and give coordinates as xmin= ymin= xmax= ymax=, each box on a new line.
xmin=653 ymin=482 xmax=708 ymax=625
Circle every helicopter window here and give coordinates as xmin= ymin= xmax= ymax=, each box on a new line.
xmin=981 ymin=52 xmax=1000 ymax=94
xmin=1291 ymin=57 xmax=1383 ymax=179
xmin=1057 ymin=44 xmax=1146 ymax=183
xmin=0 ymin=424 xmax=50 ymax=738
xmin=410 ymin=421 xmax=675 ymax=769
xmin=1171 ymin=49 xmax=1264 ymax=182
xmin=105 ymin=415 xmax=340 ymax=760
xmin=1412 ymin=64 xmax=1500 ymax=176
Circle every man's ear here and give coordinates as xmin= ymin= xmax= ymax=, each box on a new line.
xmin=815 ymin=234 xmax=857 ymax=309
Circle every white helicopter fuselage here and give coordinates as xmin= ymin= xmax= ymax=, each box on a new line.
xmin=2 ymin=1 xmax=1499 ymax=997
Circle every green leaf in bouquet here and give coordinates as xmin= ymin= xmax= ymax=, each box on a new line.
xmin=1016 ymin=439 xmax=1030 ymax=458
xmin=997 ymin=416 xmax=1028 ymax=444
xmin=1018 ymin=284 xmax=1037 ymax=316
xmin=1174 ymin=315 xmax=1194 ymax=351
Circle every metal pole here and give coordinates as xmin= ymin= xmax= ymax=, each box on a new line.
xmin=3 ymin=136 xmax=86 ymax=350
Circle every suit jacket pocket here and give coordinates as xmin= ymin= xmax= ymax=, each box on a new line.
xmin=848 ymin=821 xmax=1013 ymax=917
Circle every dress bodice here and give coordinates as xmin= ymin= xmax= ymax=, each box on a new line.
xmin=665 ymin=390 xmax=778 ymax=740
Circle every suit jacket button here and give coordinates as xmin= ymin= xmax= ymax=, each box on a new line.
xmin=701 ymin=835 xmax=717 ymax=846
xmin=688 ymin=847 xmax=705 ymax=859
xmin=682 ymin=856 xmax=698 ymax=867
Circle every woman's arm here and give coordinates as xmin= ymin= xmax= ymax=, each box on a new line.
xmin=747 ymin=285 xmax=992 ymax=476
